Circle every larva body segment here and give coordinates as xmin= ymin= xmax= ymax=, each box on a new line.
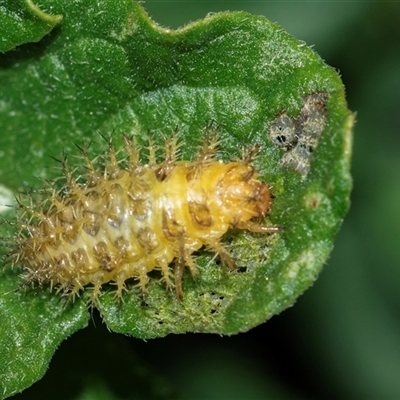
xmin=10 ymin=135 xmax=279 ymax=301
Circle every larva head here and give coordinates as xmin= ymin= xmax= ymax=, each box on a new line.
xmin=203 ymin=161 xmax=272 ymax=225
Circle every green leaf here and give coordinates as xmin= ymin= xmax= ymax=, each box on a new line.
xmin=0 ymin=0 xmax=62 ymax=53
xmin=0 ymin=270 xmax=89 ymax=398
xmin=10 ymin=318 xmax=179 ymax=400
xmin=0 ymin=0 xmax=353 ymax=395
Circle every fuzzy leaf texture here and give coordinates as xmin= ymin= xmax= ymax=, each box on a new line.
xmin=0 ymin=0 xmax=62 ymax=53
xmin=0 ymin=0 xmax=353 ymax=397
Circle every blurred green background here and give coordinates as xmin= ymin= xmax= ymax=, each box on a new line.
xmin=13 ymin=1 xmax=400 ymax=399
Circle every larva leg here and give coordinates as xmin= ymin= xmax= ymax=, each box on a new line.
xmin=174 ymin=255 xmax=185 ymax=300
xmin=171 ymin=246 xmax=199 ymax=300
xmin=236 ymin=220 xmax=281 ymax=234
xmin=208 ymin=241 xmax=237 ymax=270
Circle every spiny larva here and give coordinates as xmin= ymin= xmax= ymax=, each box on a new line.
xmin=6 ymin=132 xmax=279 ymax=301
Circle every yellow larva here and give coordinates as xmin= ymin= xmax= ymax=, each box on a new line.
xmin=8 ymin=133 xmax=279 ymax=301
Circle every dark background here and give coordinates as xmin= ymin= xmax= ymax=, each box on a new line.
xmin=15 ymin=1 xmax=400 ymax=399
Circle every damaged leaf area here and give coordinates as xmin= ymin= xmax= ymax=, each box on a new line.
xmin=0 ymin=0 xmax=352 ymax=397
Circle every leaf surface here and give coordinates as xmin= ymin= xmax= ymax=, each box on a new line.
xmin=0 ymin=0 xmax=352 ymax=396
xmin=0 ymin=0 xmax=61 ymax=53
